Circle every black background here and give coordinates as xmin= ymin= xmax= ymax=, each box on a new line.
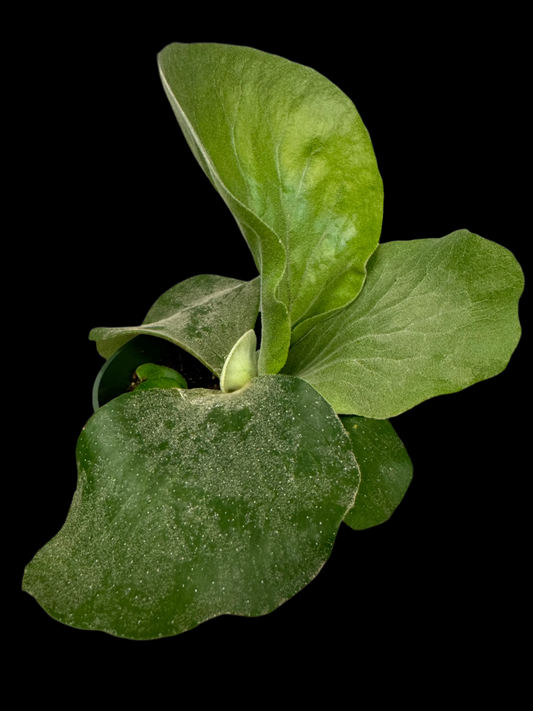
xmin=16 ymin=9 xmax=527 ymax=676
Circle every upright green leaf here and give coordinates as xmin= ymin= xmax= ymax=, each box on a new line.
xmin=283 ymin=230 xmax=524 ymax=418
xmin=341 ymin=416 xmax=412 ymax=530
xmin=90 ymin=275 xmax=260 ymax=377
xmin=23 ymin=376 xmax=360 ymax=640
xmin=157 ymin=43 xmax=383 ymax=372
xmin=220 ymin=330 xmax=258 ymax=393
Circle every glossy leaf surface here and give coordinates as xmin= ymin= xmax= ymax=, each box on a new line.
xmin=341 ymin=416 xmax=412 ymax=529
xmin=158 ymin=43 xmax=383 ymax=372
xmin=135 ymin=363 xmax=188 ymax=392
xmin=136 ymin=363 xmax=188 ymax=389
xmin=23 ymin=375 xmax=360 ymax=639
xmin=90 ymin=275 xmax=260 ymax=377
xmin=283 ymin=230 xmax=524 ymax=418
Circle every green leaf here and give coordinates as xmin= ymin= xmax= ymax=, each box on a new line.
xmin=23 ymin=375 xmax=360 ymax=640
xmin=341 ymin=416 xmax=412 ymax=530
xmin=89 ymin=275 xmax=260 ymax=377
xmin=220 ymin=330 xmax=258 ymax=393
xmin=283 ymin=230 xmax=524 ymax=418
xmin=135 ymin=363 xmax=188 ymax=391
xmin=157 ymin=43 xmax=383 ymax=372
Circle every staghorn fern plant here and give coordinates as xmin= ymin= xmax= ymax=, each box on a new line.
xmin=22 ymin=42 xmax=523 ymax=640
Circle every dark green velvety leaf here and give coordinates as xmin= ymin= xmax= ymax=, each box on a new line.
xmin=23 ymin=375 xmax=360 ymax=640
xmin=283 ymin=230 xmax=524 ymax=418
xmin=89 ymin=275 xmax=259 ymax=377
xmin=157 ymin=43 xmax=383 ymax=373
xmin=341 ymin=416 xmax=412 ymax=530
xmin=136 ymin=378 xmax=186 ymax=392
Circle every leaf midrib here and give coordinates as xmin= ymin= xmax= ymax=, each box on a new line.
xmin=159 ymin=68 xmax=287 ymax=263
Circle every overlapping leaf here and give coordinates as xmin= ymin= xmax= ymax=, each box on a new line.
xmin=341 ymin=416 xmax=412 ymax=529
xmin=90 ymin=275 xmax=259 ymax=377
xmin=23 ymin=376 xmax=360 ymax=639
xmin=158 ymin=42 xmax=383 ymax=373
xmin=283 ymin=230 xmax=524 ymax=418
